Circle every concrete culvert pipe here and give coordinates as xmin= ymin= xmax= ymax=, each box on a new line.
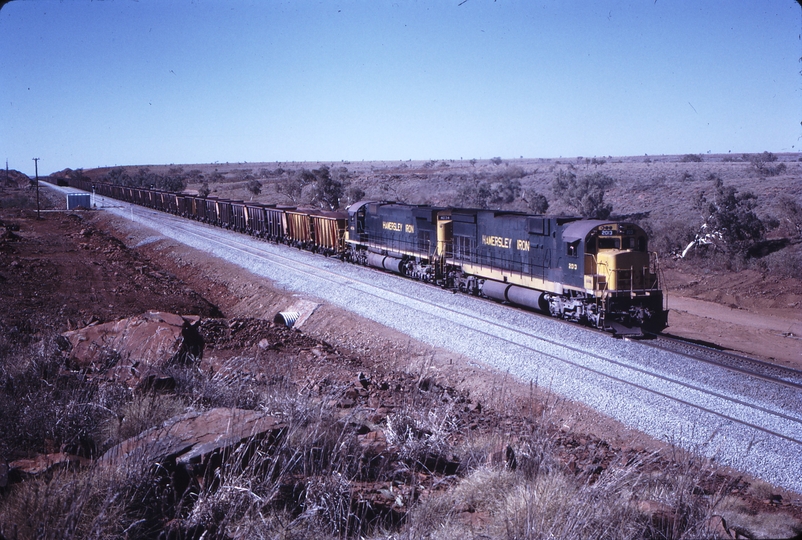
xmin=274 ymin=311 xmax=300 ymax=328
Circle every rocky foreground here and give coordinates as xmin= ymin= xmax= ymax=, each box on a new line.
xmin=0 ymin=180 xmax=800 ymax=539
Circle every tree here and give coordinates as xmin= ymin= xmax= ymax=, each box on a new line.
xmin=246 ymin=178 xmax=262 ymax=199
xmin=490 ymin=156 xmax=503 ymax=165
xmin=776 ymin=195 xmax=802 ymax=238
xmin=277 ymin=170 xmax=312 ymax=204
xmin=309 ymin=165 xmax=343 ymax=210
xmin=552 ymin=170 xmax=614 ymax=219
xmin=198 ymin=182 xmax=211 ymax=198
xmin=103 ymin=167 xmax=130 ymax=185
xmin=488 ymin=177 xmax=522 ymax=206
xmin=457 ymin=179 xmax=492 ymax=208
xmin=187 ymin=169 xmax=204 ymax=183
xmin=160 ymin=167 xmax=187 ymax=192
xmin=680 ymin=177 xmax=765 ymax=258
xmin=590 ymin=158 xmax=606 ymax=168
xmin=345 ymin=186 xmax=366 ymax=205
xmin=524 ymin=191 xmax=549 ymax=214
xmin=68 ymin=168 xmax=90 ymax=183
xmin=746 ymin=151 xmax=786 ymax=177
xmin=134 ymin=167 xmax=158 ymax=188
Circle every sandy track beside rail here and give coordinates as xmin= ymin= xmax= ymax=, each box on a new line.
xmin=665 ymin=296 xmax=802 ymax=370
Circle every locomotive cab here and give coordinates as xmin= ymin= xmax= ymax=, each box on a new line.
xmin=583 ymin=223 xmax=657 ymax=294
xmin=560 ymin=220 xmax=666 ymax=331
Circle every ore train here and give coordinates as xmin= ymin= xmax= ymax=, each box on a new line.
xmin=62 ymin=177 xmax=667 ymax=334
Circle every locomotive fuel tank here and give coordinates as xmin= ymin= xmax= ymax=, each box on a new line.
xmin=481 ymin=280 xmax=549 ymax=313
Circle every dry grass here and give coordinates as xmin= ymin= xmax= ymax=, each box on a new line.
xmin=0 ymin=454 xmax=163 ymax=539
xmin=0 ymin=329 xmax=790 ymax=539
xmin=403 ymin=450 xmax=729 ymax=540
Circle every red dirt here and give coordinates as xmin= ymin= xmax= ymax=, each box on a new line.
xmin=2 ymin=182 xmax=801 ymax=536
xmin=663 ymin=264 xmax=802 ymax=370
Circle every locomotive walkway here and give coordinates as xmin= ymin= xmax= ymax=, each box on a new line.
xmin=48 ymin=183 xmax=802 ymax=493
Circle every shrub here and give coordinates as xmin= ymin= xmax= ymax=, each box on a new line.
xmin=552 ymin=170 xmax=615 ymax=219
xmin=525 ymin=191 xmax=549 ymax=214
xmin=246 ymin=178 xmax=262 ymax=197
xmin=0 ymin=459 xmax=160 ymax=539
xmin=694 ymin=177 xmax=764 ymax=256
xmin=0 ymin=346 xmax=114 ymax=459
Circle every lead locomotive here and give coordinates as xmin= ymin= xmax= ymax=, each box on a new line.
xmin=346 ymin=201 xmax=666 ymax=334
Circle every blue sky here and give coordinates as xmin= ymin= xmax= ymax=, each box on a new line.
xmin=1 ymin=0 xmax=800 ymax=176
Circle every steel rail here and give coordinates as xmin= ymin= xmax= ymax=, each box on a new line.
xmin=647 ymin=334 xmax=802 ymax=391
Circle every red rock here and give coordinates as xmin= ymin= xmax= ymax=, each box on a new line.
xmin=8 ymin=452 xmax=90 ymax=478
xmin=61 ymin=311 xmax=202 ymax=385
xmin=358 ymin=429 xmax=388 ymax=454
xmin=336 ymin=397 xmax=356 ymax=408
xmin=99 ymin=407 xmax=285 ymax=468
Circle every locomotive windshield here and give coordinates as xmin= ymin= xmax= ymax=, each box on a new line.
xmin=590 ymin=225 xmax=648 ymax=252
xmin=598 ymin=237 xmax=620 ymax=249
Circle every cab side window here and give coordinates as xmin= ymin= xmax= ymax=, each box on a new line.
xmin=567 ymin=240 xmax=580 ymax=257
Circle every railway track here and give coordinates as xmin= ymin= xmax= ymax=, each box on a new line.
xmin=50 ymin=185 xmax=802 ymax=491
xmin=649 ymin=334 xmax=802 ymax=391
xmin=123 ymin=201 xmax=802 ymax=433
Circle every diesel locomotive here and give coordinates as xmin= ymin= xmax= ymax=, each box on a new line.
xmin=348 ymin=201 xmax=666 ymax=333
xmin=61 ymin=177 xmax=667 ymax=334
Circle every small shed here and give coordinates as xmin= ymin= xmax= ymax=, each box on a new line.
xmin=67 ymin=193 xmax=91 ymax=210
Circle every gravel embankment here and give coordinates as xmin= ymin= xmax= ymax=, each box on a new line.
xmin=51 ymin=186 xmax=802 ymax=493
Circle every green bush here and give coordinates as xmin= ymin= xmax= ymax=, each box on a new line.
xmin=552 ymin=170 xmax=615 ymax=219
xmin=694 ymin=177 xmax=764 ymax=256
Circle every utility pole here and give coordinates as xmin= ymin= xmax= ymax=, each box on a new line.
xmin=33 ymin=157 xmax=40 ymax=219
